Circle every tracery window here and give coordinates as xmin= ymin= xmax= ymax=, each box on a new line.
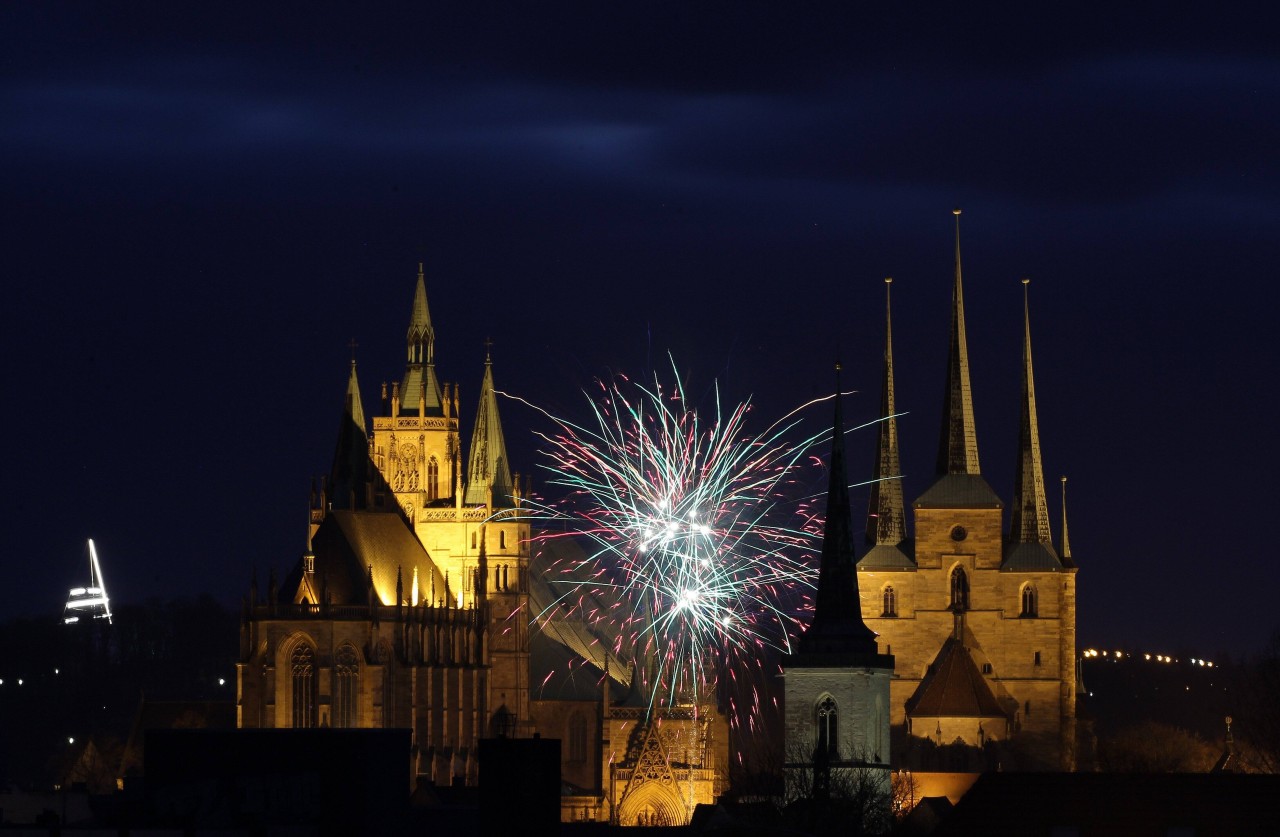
xmin=815 ymin=696 xmax=839 ymax=758
xmin=334 ymin=645 xmax=359 ymax=728
xmin=950 ymin=566 xmax=970 ymax=612
xmin=882 ymin=585 xmax=897 ymax=617
xmin=427 ymin=457 xmax=439 ymax=501
xmin=290 ymin=643 xmax=318 ymax=728
xmin=1021 ymin=584 xmax=1038 ymax=617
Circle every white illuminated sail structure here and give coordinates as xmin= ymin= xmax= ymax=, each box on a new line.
xmin=63 ymin=538 xmax=113 ymax=625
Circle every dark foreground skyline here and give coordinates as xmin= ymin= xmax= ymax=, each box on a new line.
xmin=3 ymin=3 xmax=1278 ymax=658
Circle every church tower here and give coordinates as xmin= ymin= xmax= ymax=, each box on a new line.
xmin=783 ymin=367 xmax=894 ymax=800
xmin=857 ymin=212 xmax=1078 ymax=771
xmin=367 ymin=266 xmax=532 ymax=733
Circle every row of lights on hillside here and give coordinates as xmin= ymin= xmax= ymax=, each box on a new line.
xmin=1081 ymin=648 xmax=1213 ymax=667
xmin=0 ymin=668 xmax=62 ymax=686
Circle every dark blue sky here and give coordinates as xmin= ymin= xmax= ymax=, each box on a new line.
xmin=3 ymin=2 xmax=1278 ymax=659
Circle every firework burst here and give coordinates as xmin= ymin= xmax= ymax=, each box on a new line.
xmin=518 ymin=361 xmax=836 ymax=716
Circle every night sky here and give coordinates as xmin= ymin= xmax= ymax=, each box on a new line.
xmin=4 ymin=3 xmax=1278 ymax=660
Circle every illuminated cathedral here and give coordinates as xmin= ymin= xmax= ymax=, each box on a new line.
xmin=235 ymin=265 xmax=728 ymax=824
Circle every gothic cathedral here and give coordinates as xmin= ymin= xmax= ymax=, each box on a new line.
xmin=235 ymin=265 xmax=729 ymax=824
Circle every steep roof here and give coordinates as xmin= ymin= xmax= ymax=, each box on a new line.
xmin=906 ymin=636 xmax=1007 ymax=720
xmin=859 ymin=542 xmax=916 ymax=570
xmin=914 ymin=473 xmax=1003 ymax=509
xmin=527 ymin=535 xmax=632 ymax=696
xmin=283 ymin=510 xmax=446 ymax=607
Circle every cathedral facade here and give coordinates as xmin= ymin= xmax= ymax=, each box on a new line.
xmin=856 ymin=215 xmax=1078 ymax=771
xmin=235 ymin=265 xmax=727 ymax=823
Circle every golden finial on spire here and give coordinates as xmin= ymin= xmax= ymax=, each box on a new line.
xmin=1022 ymin=277 xmax=1031 ymax=286
xmin=953 ymin=207 xmax=962 ymax=216
xmin=885 ymin=276 xmax=893 ymax=285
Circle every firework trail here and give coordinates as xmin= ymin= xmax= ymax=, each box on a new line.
xmin=514 ymin=360 xmax=841 ymax=720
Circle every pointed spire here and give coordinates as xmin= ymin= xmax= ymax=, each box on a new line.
xmin=464 ymin=344 xmax=514 ymax=506
xmin=401 ymin=263 xmax=444 ymax=415
xmin=1060 ymin=475 xmax=1073 ymax=564
xmin=1011 ymin=279 xmax=1053 ymax=547
xmin=329 ymin=359 xmax=371 ymax=510
xmin=867 ymin=277 xmax=906 ymax=547
xmin=937 ymin=208 xmax=981 ymax=476
xmin=800 ymin=363 xmax=878 ymax=656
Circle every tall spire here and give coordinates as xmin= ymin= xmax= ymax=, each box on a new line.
xmin=867 ymin=277 xmax=906 ymax=547
xmin=401 ymin=263 xmax=444 ymax=416
xmin=463 ymin=344 xmax=514 ymax=507
xmin=799 ymin=364 xmax=878 ymax=656
xmin=1060 ymin=475 xmax=1073 ymax=565
xmin=1010 ymin=279 xmax=1052 ymax=546
xmin=936 ymin=208 xmax=981 ymax=476
xmin=330 ymin=360 xmax=370 ymax=510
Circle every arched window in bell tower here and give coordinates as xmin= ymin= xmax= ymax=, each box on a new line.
xmin=882 ymin=585 xmax=898 ymax=617
xmin=427 ymin=457 xmax=439 ymax=500
xmin=950 ymin=566 xmax=969 ymax=612
xmin=815 ymin=695 xmax=839 ymax=758
xmin=1021 ymin=584 xmax=1038 ymax=617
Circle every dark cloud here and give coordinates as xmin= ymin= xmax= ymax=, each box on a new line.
xmin=2 ymin=2 xmax=1279 ymax=658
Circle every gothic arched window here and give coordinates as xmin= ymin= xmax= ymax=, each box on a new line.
xmin=500 ymin=530 xmax=507 ymax=550
xmin=290 ymin=643 xmax=318 ymax=729
xmin=427 ymin=457 xmax=439 ymax=501
xmin=815 ymin=695 xmax=839 ymax=759
xmin=882 ymin=585 xmax=897 ymax=617
xmin=950 ymin=566 xmax=970 ymax=612
xmin=334 ymin=645 xmax=359 ymax=728
xmin=1021 ymin=584 xmax=1038 ymax=618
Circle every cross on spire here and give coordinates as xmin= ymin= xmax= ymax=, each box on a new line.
xmin=347 ymin=337 xmax=359 ymax=364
